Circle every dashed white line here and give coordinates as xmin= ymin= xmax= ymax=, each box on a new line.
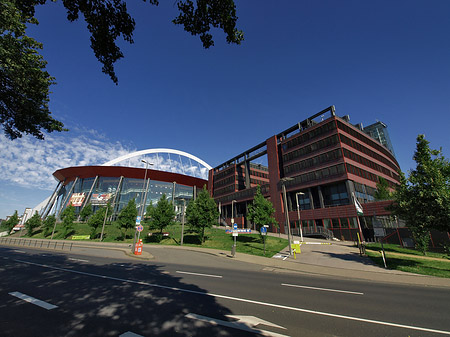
xmin=282 ymin=283 xmax=364 ymax=295
xmin=9 ymin=291 xmax=58 ymax=310
xmin=13 ymin=259 xmax=450 ymax=335
xmin=68 ymin=258 xmax=89 ymax=263
xmin=119 ymin=331 xmax=144 ymax=337
xmin=176 ymin=270 xmax=222 ymax=278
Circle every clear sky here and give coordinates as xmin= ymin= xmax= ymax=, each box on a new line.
xmin=1 ymin=0 xmax=449 ymax=219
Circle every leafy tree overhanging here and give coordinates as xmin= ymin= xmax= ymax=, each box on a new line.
xmin=1 ymin=0 xmax=243 ymax=140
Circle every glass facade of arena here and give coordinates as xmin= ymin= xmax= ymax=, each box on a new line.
xmin=54 ymin=177 xmax=195 ymax=218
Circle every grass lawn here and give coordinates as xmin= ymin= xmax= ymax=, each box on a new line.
xmin=23 ymin=222 xmax=288 ymax=258
xmin=365 ymin=243 xmax=450 ymax=278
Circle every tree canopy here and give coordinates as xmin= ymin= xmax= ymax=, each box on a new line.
xmin=146 ymin=194 xmax=175 ymax=235
xmin=186 ymin=187 xmax=218 ymax=243
xmin=25 ymin=211 xmax=41 ymax=236
xmin=247 ymin=185 xmax=277 ymax=232
xmin=1 ymin=0 xmax=243 ymax=140
xmin=389 ymin=135 xmax=450 ymax=254
xmin=374 ymin=177 xmax=392 ymax=201
xmin=117 ymin=198 xmax=138 ymax=238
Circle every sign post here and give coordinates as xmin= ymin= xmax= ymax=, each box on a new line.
xmin=132 ymin=216 xmax=142 ymax=253
xmin=260 ymin=226 xmax=267 ymax=256
xmin=231 ymin=223 xmax=238 ymax=257
xmin=373 ymin=218 xmax=387 ymax=268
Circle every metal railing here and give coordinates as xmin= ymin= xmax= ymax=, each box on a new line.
xmin=291 ymin=226 xmax=334 ymax=240
xmin=0 ymin=237 xmax=73 ymax=251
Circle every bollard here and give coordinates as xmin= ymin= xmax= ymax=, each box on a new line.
xmin=231 ymin=244 xmax=236 ymax=257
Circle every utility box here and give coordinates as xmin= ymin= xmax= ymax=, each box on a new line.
xmin=134 ymin=239 xmax=143 ymax=255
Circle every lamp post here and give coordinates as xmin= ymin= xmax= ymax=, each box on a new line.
xmin=280 ymin=177 xmax=294 ymax=255
xmin=140 ymin=159 xmax=153 ymax=218
xmin=295 ymin=192 xmax=305 ymax=242
xmin=181 ymin=199 xmax=186 ymax=246
xmin=231 ymin=199 xmax=236 ymax=226
xmin=133 ymin=159 xmax=153 ymax=253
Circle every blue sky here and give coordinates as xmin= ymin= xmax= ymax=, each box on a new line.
xmin=1 ymin=0 xmax=450 ymax=219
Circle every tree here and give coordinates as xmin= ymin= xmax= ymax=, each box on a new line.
xmin=117 ymin=198 xmax=138 ymax=239
xmin=60 ymin=204 xmax=76 ymax=238
xmin=79 ymin=202 xmax=93 ymax=222
xmin=1 ymin=0 xmax=243 ymax=140
xmin=389 ymin=135 xmax=450 ymax=254
xmin=25 ymin=211 xmax=41 ymax=237
xmin=186 ymin=187 xmax=219 ymax=243
xmin=146 ymin=194 xmax=175 ymax=237
xmin=3 ymin=210 xmax=19 ymax=234
xmin=42 ymin=214 xmax=55 ymax=237
xmin=374 ymin=177 xmax=392 ymax=201
xmin=87 ymin=204 xmax=111 ymax=239
xmin=247 ymin=186 xmax=277 ymax=240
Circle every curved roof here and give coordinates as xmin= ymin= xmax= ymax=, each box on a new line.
xmin=102 ymin=148 xmax=212 ymax=170
xmin=53 ymin=166 xmax=208 ymax=188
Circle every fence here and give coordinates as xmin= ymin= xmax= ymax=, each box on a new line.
xmin=0 ymin=237 xmax=73 ymax=251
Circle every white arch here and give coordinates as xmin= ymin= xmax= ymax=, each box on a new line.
xmin=101 ymin=148 xmax=212 ymax=170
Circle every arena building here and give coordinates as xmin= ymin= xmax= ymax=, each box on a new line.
xmin=41 ymin=149 xmax=210 ymax=220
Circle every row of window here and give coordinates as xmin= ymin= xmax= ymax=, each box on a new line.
xmin=214 ymin=166 xmax=235 ymax=181
xmin=213 ymin=184 xmax=236 ymax=197
xmin=283 ymin=134 xmax=340 ymax=163
xmin=342 ymin=148 xmax=399 ymax=181
xmin=250 ymin=178 xmax=267 ymax=186
xmin=282 ymin=121 xmax=337 ymax=151
xmin=213 ymin=175 xmax=235 ymax=189
xmin=284 ymin=148 xmax=342 ymax=175
xmin=337 ymin=120 xmax=397 ymax=166
xmin=346 ymin=163 xmax=379 ymax=183
xmin=250 ymin=170 xmax=269 ymax=179
xmin=339 ymin=133 xmax=399 ymax=173
xmin=284 ymin=163 xmax=346 ymax=187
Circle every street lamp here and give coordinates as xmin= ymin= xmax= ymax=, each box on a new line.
xmin=231 ymin=199 xmax=237 ymax=225
xmin=280 ymin=177 xmax=294 ymax=255
xmin=295 ymin=192 xmax=305 ymax=242
xmin=140 ymin=159 xmax=153 ymax=218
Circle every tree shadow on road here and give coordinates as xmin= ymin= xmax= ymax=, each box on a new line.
xmin=0 ymin=247 xmax=259 ymax=337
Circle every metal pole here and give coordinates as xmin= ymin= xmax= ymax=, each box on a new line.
xmin=99 ymin=204 xmax=108 ymax=241
xmin=181 ymin=199 xmax=186 ymax=246
xmin=282 ymin=183 xmax=292 ymax=255
xmin=296 ymin=192 xmax=305 ymax=242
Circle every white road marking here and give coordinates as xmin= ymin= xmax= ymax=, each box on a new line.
xmin=9 ymin=291 xmax=58 ymax=310
xmin=119 ymin=332 xmax=144 ymax=337
xmin=13 ymin=250 xmax=26 ymax=253
xmin=176 ymin=270 xmax=222 ymax=278
xmin=226 ymin=315 xmax=287 ymax=329
xmin=186 ymin=313 xmax=289 ymax=337
xmin=14 ymin=259 xmax=450 ymax=335
xmin=282 ymin=283 xmax=364 ymax=295
xmin=68 ymin=258 xmax=89 ymax=263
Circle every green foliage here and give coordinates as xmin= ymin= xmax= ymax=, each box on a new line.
xmin=247 ymin=186 xmax=277 ymax=237
xmin=117 ymin=198 xmax=138 ymax=239
xmin=60 ymin=204 xmax=76 ymax=238
xmin=389 ymin=135 xmax=450 ymax=254
xmin=1 ymin=0 xmax=242 ymax=139
xmin=147 ymin=194 xmax=175 ymax=236
xmin=0 ymin=0 xmax=66 ymax=140
xmin=42 ymin=214 xmax=55 ymax=237
xmin=3 ymin=210 xmax=19 ymax=233
xmin=374 ymin=177 xmax=392 ymax=201
xmin=186 ymin=187 xmax=219 ymax=243
xmin=79 ymin=202 xmax=93 ymax=221
xmin=25 ymin=211 xmax=41 ymax=236
xmin=87 ymin=204 xmax=110 ymax=238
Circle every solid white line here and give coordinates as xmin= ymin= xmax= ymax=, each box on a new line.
xmin=9 ymin=291 xmax=58 ymax=310
xmin=282 ymin=283 xmax=364 ymax=295
xmin=13 ymin=250 xmax=26 ymax=253
xmin=68 ymin=258 xmax=89 ymax=263
xmin=176 ymin=271 xmax=222 ymax=278
xmin=14 ymin=259 xmax=450 ymax=335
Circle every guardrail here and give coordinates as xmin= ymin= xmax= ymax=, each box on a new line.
xmin=0 ymin=237 xmax=73 ymax=251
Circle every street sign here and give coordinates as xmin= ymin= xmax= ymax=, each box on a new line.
xmin=233 ymin=223 xmax=238 ymax=230
xmin=260 ymin=227 xmax=267 ymax=235
xmin=135 ymin=216 xmax=141 ymax=225
xmin=373 ymin=227 xmax=386 ymax=237
xmin=136 ymin=225 xmax=144 ymax=232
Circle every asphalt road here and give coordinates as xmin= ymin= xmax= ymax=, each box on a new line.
xmin=0 ymin=245 xmax=449 ymax=337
